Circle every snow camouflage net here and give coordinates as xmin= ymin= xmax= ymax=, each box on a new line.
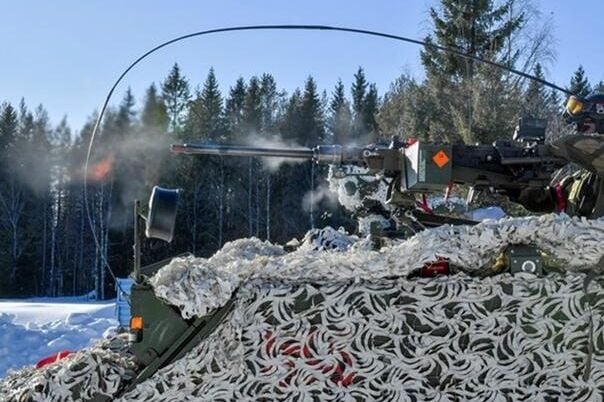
xmin=1 ymin=214 xmax=604 ymax=401
xmin=0 ymin=334 xmax=138 ymax=402
xmin=124 ymin=274 xmax=604 ymax=401
xmin=151 ymin=214 xmax=604 ymax=319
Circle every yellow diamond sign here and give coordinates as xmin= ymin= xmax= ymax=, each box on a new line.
xmin=432 ymin=150 xmax=450 ymax=168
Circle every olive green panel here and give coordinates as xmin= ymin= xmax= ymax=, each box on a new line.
xmin=403 ymin=142 xmax=452 ymax=192
xmin=129 ymin=285 xmax=190 ymax=366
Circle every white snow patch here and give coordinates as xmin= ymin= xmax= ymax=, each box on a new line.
xmin=0 ymin=299 xmax=117 ymax=377
xmin=327 ymin=165 xmax=390 ymax=212
xmin=467 ymin=206 xmax=506 ymax=221
xmin=297 ymin=226 xmax=359 ymax=252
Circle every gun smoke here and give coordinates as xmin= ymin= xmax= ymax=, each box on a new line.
xmin=242 ymin=132 xmax=308 ymax=171
xmin=302 ymin=183 xmax=339 ymax=213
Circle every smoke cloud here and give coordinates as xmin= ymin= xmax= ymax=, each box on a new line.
xmin=242 ymin=132 xmax=309 ymax=171
xmin=302 ymin=183 xmax=339 ymax=213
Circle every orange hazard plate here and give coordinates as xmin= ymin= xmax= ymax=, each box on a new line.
xmin=432 ymin=150 xmax=450 ymax=168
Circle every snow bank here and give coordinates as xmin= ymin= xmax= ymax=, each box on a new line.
xmin=0 ymin=301 xmax=117 ymax=377
xmin=152 ymin=214 xmax=604 ymax=319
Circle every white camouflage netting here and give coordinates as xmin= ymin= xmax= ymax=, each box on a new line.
xmin=151 ymin=214 xmax=604 ymax=319
xmin=1 ymin=214 xmax=604 ymax=401
xmin=0 ymin=334 xmax=138 ymax=401
xmin=122 ymin=274 xmax=604 ymax=401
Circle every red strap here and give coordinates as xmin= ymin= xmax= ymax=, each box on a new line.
xmin=36 ymin=350 xmax=73 ymax=369
xmin=554 ymin=183 xmax=566 ymax=213
xmin=417 ymin=194 xmax=433 ymax=214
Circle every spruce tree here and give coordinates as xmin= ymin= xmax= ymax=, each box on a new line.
xmin=52 ymin=116 xmax=72 ymax=152
xmin=547 ymin=88 xmax=562 ymax=114
xmin=421 ymin=0 xmax=523 ymax=80
xmin=116 ymin=88 xmax=136 ymax=134
xmin=363 ymin=84 xmax=379 ymax=141
xmin=329 ymin=79 xmax=352 ymax=144
xmin=0 ymin=103 xmax=18 ymax=151
xmin=568 ymin=66 xmax=591 ymax=98
xmin=281 ymin=89 xmax=302 ymax=143
xmin=197 ymin=68 xmax=224 ymax=141
xmin=300 ymin=76 xmax=325 ymax=146
xmin=259 ymin=73 xmax=279 ymax=134
xmin=141 ymin=83 xmax=169 ymax=131
xmin=243 ymin=76 xmax=262 ymax=133
xmin=225 ymin=77 xmax=247 ymax=137
xmin=419 ymin=0 xmax=524 ymax=143
xmin=351 ymin=67 xmax=367 ymax=114
xmin=18 ymin=99 xmax=34 ymax=142
xmin=161 ymin=63 xmax=191 ymax=133
xmin=524 ymin=63 xmax=548 ymax=118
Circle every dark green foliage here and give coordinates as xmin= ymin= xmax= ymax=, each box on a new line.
xmin=363 ymin=84 xmax=379 ymax=141
xmin=141 ymin=84 xmax=169 ymax=132
xmin=410 ymin=0 xmax=528 ymax=143
xmin=225 ymin=77 xmax=247 ymax=138
xmin=259 ymin=74 xmax=280 ymax=134
xmin=188 ymin=68 xmax=225 ymax=142
xmin=329 ymin=79 xmax=352 ymax=144
xmin=524 ymin=63 xmax=548 ymax=118
xmin=350 ymin=68 xmax=380 ymax=142
xmin=161 ymin=63 xmax=191 ymax=133
xmin=299 ymin=76 xmax=325 ymax=146
xmin=568 ymin=66 xmax=591 ymax=98
xmin=351 ymin=67 xmax=368 ymax=139
xmin=243 ymin=76 xmax=262 ymax=134
xmin=421 ymin=0 xmax=523 ymax=80
xmin=0 ymin=102 xmax=18 ymax=151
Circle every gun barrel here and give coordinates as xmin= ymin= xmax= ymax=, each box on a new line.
xmin=172 ymin=143 xmax=369 ymax=166
xmin=171 ymin=143 xmax=315 ymax=159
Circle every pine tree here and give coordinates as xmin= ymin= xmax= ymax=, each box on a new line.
xmin=329 ymin=79 xmax=352 ymax=144
xmin=161 ymin=63 xmax=191 ymax=133
xmin=568 ymin=66 xmax=591 ymax=98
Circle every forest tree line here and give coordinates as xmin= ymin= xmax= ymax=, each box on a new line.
xmin=0 ymin=0 xmax=602 ymax=298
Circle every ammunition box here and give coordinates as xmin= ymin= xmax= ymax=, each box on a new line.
xmin=402 ymin=142 xmax=452 ymax=192
xmin=506 ymin=245 xmax=543 ymax=275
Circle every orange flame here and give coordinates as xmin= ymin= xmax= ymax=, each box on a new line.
xmin=87 ymin=155 xmax=114 ymax=182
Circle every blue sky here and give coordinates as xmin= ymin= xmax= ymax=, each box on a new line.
xmin=1 ymin=0 xmax=603 ymax=132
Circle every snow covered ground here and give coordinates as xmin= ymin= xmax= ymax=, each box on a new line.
xmin=0 ymin=297 xmax=117 ymax=378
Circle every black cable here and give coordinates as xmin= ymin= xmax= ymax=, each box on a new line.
xmin=84 ymin=24 xmax=574 ymax=296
